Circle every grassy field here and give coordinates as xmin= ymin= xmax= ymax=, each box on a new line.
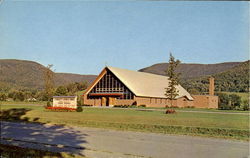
xmin=1 ymin=101 xmax=47 ymax=105
xmin=2 ymin=100 xmax=249 ymax=113
xmin=1 ymin=104 xmax=249 ymax=141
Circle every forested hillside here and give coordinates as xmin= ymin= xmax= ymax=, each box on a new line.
xmin=139 ymin=62 xmax=241 ymax=79
xmin=0 ymin=59 xmax=97 ymax=91
xmin=0 ymin=59 xmax=248 ymax=94
xmin=139 ymin=60 xmax=248 ymax=93
xmin=181 ymin=61 xmax=249 ymax=93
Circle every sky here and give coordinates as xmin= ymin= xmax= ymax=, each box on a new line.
xmin=0 ymin=1 xmax=249 ymax=75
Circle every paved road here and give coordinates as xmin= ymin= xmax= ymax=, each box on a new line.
xmin=1 ymin=121 xmax=249 ymax=158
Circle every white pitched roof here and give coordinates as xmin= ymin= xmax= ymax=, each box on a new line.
xmin=107 ymin=66 xmax=193 ymax=100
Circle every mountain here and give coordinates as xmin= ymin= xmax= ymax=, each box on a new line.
xmin=139 ymin=62 xmax=242 ymax=79
xmin=181 ymin=60 xmax=249 ymax=93
xmin=1 ymin=59 xmax=248 ymax=93
xmin=0 ymin=59 xmax=97 ymax=91
xmin=139 ymin=60 xmax=249 ymax=93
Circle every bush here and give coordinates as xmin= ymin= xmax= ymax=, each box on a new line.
xmin=113 ymin=105 xmax=130 ymax=108
xmin=138 ymin=105 xmax=146 ymax=108
xmin=76 ymin=106 xmax=83 ymax=112
xmin=82 ymin=104 xmax=93 ymax=107
xmin=46 ymin=101 xmax=52 ymax=107
xmin=186 ymin=106 xmax=194 ymax=108
xmin=170 ymin=106 xmax=179 ymax=108
xmin=77 ymin=99 xmax=82 ymax=106
xmin=218 ymin=104 xmax=232 ymax=110
xmin=45 ymin=107 xmax=76 ymax=112
xmin=165 ymin=109 xmax=176 ymax=114
xmin=132 ymin=101 xmax=137 ymax=106
xmin=130 ymin=105 xmax=137 ymax=108
xmin=113 ymin=105 xmax=122 ymax=108
xmin=122 ymin=105 xmax=129 ymax=108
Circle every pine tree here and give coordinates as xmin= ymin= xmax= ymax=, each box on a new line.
xmin=165 ymin=53 xmax=181 ymax=107
xmin=43 ymin=64 xmax=54 ymax=101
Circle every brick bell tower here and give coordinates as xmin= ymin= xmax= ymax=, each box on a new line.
xmin=209 ymin=77 xmax=215 ymax=96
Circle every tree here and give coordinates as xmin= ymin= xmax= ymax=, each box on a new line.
xmin=55 ymin=86 xmax=68 ymax=96
xmin=217 ymin=93 xmax=231 ymax=110
xmin=77 ymin=81 xmax=88 ymax=91
xmin=165 ymin=53 xmax=181 ymax=107
xmin=0 ymin=93 xmax=7 ymax=101
xmin=241 ymin=100 xmax=249 ymax=111
xmin=43 ymin=64 xmax=54 ymax=101
xmin=66 ymin=83 xmax=78 ymax=95
xmin=12 ymin=91 xmax=25 ymax=101
xmin=66 ymin=82 xmax=88 ymax=95
xmin=229 ymin=94 xmax=241 ymax=108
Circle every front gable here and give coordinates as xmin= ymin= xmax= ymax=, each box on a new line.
xmin=85 ymin=67 xmax=134 ymax=100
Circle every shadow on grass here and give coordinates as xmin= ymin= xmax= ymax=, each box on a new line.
xmin=0 ymin=143 xmax=72 ymax=158
xmin=0 ymin=108 xmax=87 ymax=157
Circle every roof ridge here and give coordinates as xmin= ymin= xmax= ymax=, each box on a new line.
xmin=106 ymin=66 xmax=193 ymax=100
xmin=107 ymin=66 xmax=169 ymax=78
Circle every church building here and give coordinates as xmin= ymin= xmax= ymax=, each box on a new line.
xmin=83 ymin=66 xmax=218 ymax=108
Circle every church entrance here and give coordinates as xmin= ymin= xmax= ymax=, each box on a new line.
xmin=101 ymin=97 xmax=115 ymax=107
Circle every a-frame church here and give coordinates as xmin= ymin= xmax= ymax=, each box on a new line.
xmin=82 ymin=66 xmax=209 ymax=108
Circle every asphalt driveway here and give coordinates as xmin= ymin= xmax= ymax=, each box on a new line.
xmin=1 ymin=121 xmax=249 ymax=158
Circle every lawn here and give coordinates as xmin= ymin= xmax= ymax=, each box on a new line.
xmin=1 ymin=104 xmax=249 ymax=140
xmin=1 ymin=101 xmax=46 ymax=106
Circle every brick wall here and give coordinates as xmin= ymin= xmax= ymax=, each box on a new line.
xmin=192 ymin=95 xmax=218 ymax=108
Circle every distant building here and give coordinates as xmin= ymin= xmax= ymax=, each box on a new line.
xmin=53 ymin=96 xmax=77 ymax=109
xmin=27 ymin=98 xmax=37 ymax=102
xmin=83 ymin=66 xmax=218 ymax=108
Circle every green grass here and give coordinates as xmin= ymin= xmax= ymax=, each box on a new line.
xmin=1 ymin=101 xmax=46 ymax=105
xmin=138 ymin=106 xmax=250 ymax=113
xmin=1 ymin=104 xmax=249 ymax=141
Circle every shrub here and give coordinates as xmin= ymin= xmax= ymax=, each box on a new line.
xmin=82 ymin=104 xmax=93 ymax=107
xmin=186 ymin=106 xmax=194 ymax=108
xmin=219 ymin=104 xmax=232 ymax=110
xmin=45 ymin=107 xmax=76 ymax=112
xmin=138 ymin=105 xmax=146 ymax=108
xmin=113 ymin=105 xmax=122 ymax=108
xmin=165 ymin=109 xmax=176 ymax=114
xmin=132 ymin=101 xmax=137 ymax=106
xmin=122 ymin=105 xmax=129 ymax=108
xmin=76 ymin=106 xmax=83 ymax=112
xmin=113 ymin=105 xmax=137 ymax=108
xmin=170 ymin=106 xmax=179 ymax=108
xmin=129 ymin=105 xmax=137 ymax=108
xmin=46 ymin=101 xmax=52 ymax=107
xmin=77 ymin=100 xmax=82 ymax=106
